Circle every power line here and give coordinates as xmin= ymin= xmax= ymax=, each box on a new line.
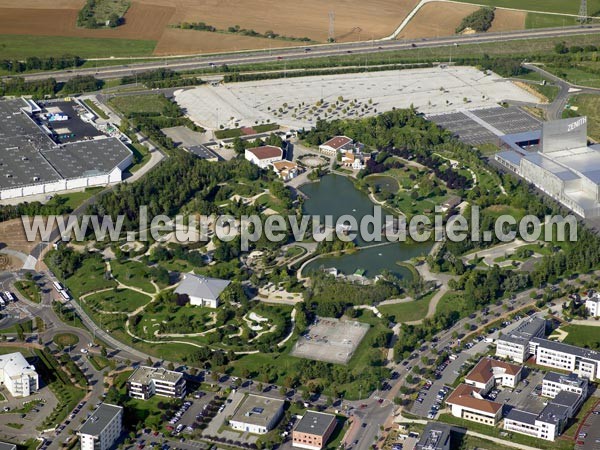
xmin=579 ymin=0 xmax=588 ymax=24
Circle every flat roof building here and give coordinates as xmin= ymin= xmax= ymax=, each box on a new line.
xmin=0 ymin=352 xmax=39 ymax=398
xmin=127 ymin=366 xmax=186 ymax=400
xmin=542 ymin=372 xmax=588 ymax=399
xmin=495 ymin=317 xmax=546 ymax=363
xmin=174 ymin=273 xmax=230 ymax=308
xmin=532 ymin=337 xmax=600 ymax=381
xmin=415 ymin=423 xmax=452 ymax=450
xmin=292 ymin=411 xmax=337 ymax=450
xmin=229 ymin=394 xmax=285 ymax=435
xmin=0 ymin=443 xmax=16 ymax=450
xmin=78 ymin=403 xmax=123 ymax=450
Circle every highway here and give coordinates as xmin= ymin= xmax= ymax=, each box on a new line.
xmin=11 ymin=25 xmax=600 ymax=83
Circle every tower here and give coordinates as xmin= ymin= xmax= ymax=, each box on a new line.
xmin=328 ymin=11 xmax=335 ymax=42
xmin=579 ymin=0 xmax=588 ymax=24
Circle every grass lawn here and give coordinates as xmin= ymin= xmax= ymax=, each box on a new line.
xmin=83 ymin=99 xmax=109 ymax=120
xmin=53 ymin=333 xmax=79 ymax=348
xmin=547 ymin=65 xmax=600 ymax=89
xmin=129 ymin=143 xmax=151 ymax=173
xmin=561 ymin=324 xmax=600 ymax=349
xmin=13 ymin=280 xmax=41 ymax=303
xmin=49 ymin=186 xmax=104 ymax=211
xmin=110 ymin=260 xmax=156 ymax=293
xmin=451 ymin=0 xmax=599 ymax=15
xmin=0 ymin=35 xmax=156 ymax=59
xmin=435 ymin=291 xmax=469 ymax=317
xmin=85 ymin=288 xmax=152 ymax=313
xmin=255 ymin=193 xmax=287 ymax=214
xmin=63 ymin=257 xmax=117 ymax=298
xmin=525 ymin=12 xmax=580 ymax=28
xmin=88 ymin=354 xmax=111 ymax=371
xmin=109 ymin=94 xmax=171 ymax=116
xmin=378 ymin=293 xmax=434 ymax=323
xmin=528 ymin=82 xmax=560 ymax=102
xmin=563 ymin=94 xmax=600 ymax=141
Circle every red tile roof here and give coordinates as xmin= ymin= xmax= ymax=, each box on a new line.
xmin=465 ymin=358 xmax=522 ymax=384
xmin=446 ymin=384 xmax=503 ymax=415
xmin=321 ymin=136 xmax=352 ymax=150
xmin=246 ymin=145 xmax=283 ymax=160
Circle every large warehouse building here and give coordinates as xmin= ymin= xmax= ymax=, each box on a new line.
xmin=0 ymin=98 xmax=132 ymax=201
xmin=495 ymin=116 xmax=600 ymax=218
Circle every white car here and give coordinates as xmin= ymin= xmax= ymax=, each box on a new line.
xmin=80 ymin=349 xmax=88 ymax=354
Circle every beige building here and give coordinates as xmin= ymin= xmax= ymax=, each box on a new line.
xmin=292 ymin=411 xmax=337 ymax=450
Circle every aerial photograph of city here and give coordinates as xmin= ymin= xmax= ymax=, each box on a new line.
xmin=2 ymin=1 xmax=600 ymax=450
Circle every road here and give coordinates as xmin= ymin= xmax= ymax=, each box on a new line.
xmin=9 ymin=25 xmax=600 ymax=83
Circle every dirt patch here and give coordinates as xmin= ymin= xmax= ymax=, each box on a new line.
xmin=0 ymin=2 xmax=173 ymax=40
xmin=397 ymin=2 xmax=478 ymax=39
xmin=0 ymin=218 xmax=39 ymax=255
xmin=513 ymin=81 xmax=548 ymax=103
xmin=488 ymin=9 xmax=526 ymax=32
xmin=145 ymin=0 xmax=419 ymax=43
xmin=0 ymin=0 xmax=83 ymax=8
xmin=153 ymin=28 xmax=304 ymax=55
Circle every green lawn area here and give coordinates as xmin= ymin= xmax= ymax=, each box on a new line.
xmin=110 ymin=260 xmax=156 ymax=293
xmin=378 ymin=293 xmax=434 ymax=323
xmin=483 ymin=204 xmax=526 ymax=220
xmin=63 ymin=257 xmax=117 ymax=298
xmin=528 ymin=82 xmax=560 ymax=102
xmin=48 ymin=186 xmax=104 ymax=211
xmin=13 ymin=280 xmax=41 ymax=304
xmin=109 ymin=94 xmax=171 ymax=116
xmin=0 ymin=35 xmax=156 ymax=60
xmin=255 ymin=193 xmax=287 ymax=214
xmin=85 ymin=288 xmax=152 ymax=313
xmin=53 ymin=333 xmax=79 ymax=348
xmin=452 ymin=0 xmax=599 ymax=14
xmin=563 ymin=94 xmax=600 ymax=141
xmin=129 ymin=143 xmax=151 ymax=173
xmin=525 ymin=12 xmax=580 ymax=28
xmin=88 ymin=354 xmax=111 ymax=371
xmin=436 ymin=291 xmax=469 ymax=317
xmin=83 ymin=99 xmax=109 ymax=120
xmin=546 ymin=65 xmax=600 ymax=89
xmin=561 ymin=324 xmax=600 ymax=349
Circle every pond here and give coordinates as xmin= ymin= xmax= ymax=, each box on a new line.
xmin=365 ymin=174 xmax=399 ymax=195
xmin=300 ymin=174 xmax=432 ymax=278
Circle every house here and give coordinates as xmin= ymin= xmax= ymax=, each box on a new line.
xmin=245 ymin=145 xmax=283 ymax=169
xmin=0 ymin=352 xmax=39 ymax=397
xmin=495 ymin=317 xmax=546 ymax=363
xmin=292 ymin=411 xmax=337 ymax=450
xmin=228 ymin=394 xmax=285 ymax=434
xmin=445 ymin=384 xmax=503 ymax=426
xmin=318 ymin=136 xmax=353 ymax=156
xmin=174 ymin=273 xmax=231 ymax=308
xmin=585 ymin=291 xmax=600 ymax=317
xmin=415 ymin=423 xmax=452 ymax=450
xmin=126 ymin=366 xmax=186 ymax=400
xmin=464 ymin=357 xmax=522 ymax=394
xmin=78 ymin=403 xmax=123 ymax=450
xmin=272 ymin=160 xmax=300 ymax=181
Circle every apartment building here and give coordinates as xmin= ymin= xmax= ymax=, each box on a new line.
xmin=585 ymin=292 xmax=600 ymax=317
xmin=495 ymin=318 xmax=546 ymax=363
xmin=127 ymin=366 xmax=186 ymax=400
xmin=531 ymin=337 xmax=600 ymax=381
xmin=542 ymin=372 xmax=588 ymax=399
xmin=78 ymin=403 xmax=123 ymax=450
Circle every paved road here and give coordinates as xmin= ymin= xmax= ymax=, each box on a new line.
xmin=8 ymin=25 xmax=600 ymax=83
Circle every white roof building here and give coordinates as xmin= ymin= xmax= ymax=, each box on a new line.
xmin=0 ymin=352 xmax=38 ymax=398
xmin=174 ymin=273 xmax=231 ymax=308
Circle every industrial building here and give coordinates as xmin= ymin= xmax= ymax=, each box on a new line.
xmin=78 ymin=403 xmax=123 ymax=450
xmin=0 ymin=98 xmax=132 ymax=201
xmin=292 ymin=411 xmax=337 ymax=450
xmin=126 ymin=366 xmax=186 ymax=400
xmin=0 ymin=352 xmax=39 ymax=397
xmin=228 ymin=394 xmax=285 ymax=434
xmin=495 ymin=116 xmax=600 ymax=218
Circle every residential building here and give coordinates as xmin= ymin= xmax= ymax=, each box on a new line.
xmin=78 ymin=403 xmax=123 ymax=450
xmin=531 ymin=337 xmax=600 ymax=381
xmin=318 ymin=136 xmax=353 ymax=156
xmin=585 ymin=291 xmax=600 ymax=317
xmin=415 ymin=423 xmax=452 ymax=450
xmin=495 ymin=317 xmax=546 ymax=363
xmin=272 ymin=160 xmax=300 ymax=181
xmin=174 ymin=273 xmax=231 ymax=308
xmin=0 ymin=352 xmax=39 ymax=397
xmin=292 ymin=411 xmax=337 ymax=450
xmin=542 ymin=372 xmax=588 ymax=399
xmin=464 ymin=358 xmax=522 ymax=394
xmin=245 ymin=145 xmax=283 ymax=169
xmin=127 ymin=366 xmax=186 ymax=400
xmin=341 ymin=152 xmax=368 ymax=170
xmin=445 ymin=384 xmax=503 ymax=426
xmin=229 ymin=394 xmax=285 ymax=434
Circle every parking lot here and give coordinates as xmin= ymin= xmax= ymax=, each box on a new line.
xmin=576 ymin=399 xmax=600 ymax=450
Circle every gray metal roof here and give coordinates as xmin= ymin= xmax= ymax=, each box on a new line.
xmin=495 ymin=150 xmax=523 ymax=167
xmin=498 ymin=318 xmax=546 ymax=346
xmin=294 ymin=411 xmax=336 ymax=437
xmin=537 ymin=403 xmax=570 ymax=424
xmin=78 ymin=403 xmax=122 ymax=437
xmin=186 ymin=145 xmax=218 ymax=160
xmin=174 ymin=273 xmax=230 ymax=301
xmin=504 ymin=408 xmax=538 ymax=425
xmin=543 ymin=371 xmax=586 ymax=389
xmin=230 ymin=394 xmax=284 ymax=428
xmin=532 ymin=337 xmax=600 ymax=362
xmin=415 ymin=423 xmax=452 ymax=450
xmin=523 ymin=153 xmax=580 ymax=182
xmin=552 ymin=391 xmax=582 ymax=409
xmin=128 ymin=366 xmax=183 ymax=385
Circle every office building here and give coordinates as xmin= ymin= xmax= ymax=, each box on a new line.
xmin=78 ymin=403 xmax=123 ymax=450
xmin=292 ymin=411 xmax=337 ymax=450
xmin=495 ymin=317 xmax=546 ymax=363
xmin=229 ymin=395 xmax=285 ymax=434
xmin=542 ymin=372 xmax=588 ymax=399
xmin=531 ymin=337 xmax=600 ymax=381
xmin=464 ymin=357 xmax=522 ymax=394
xmin=0 ymin=352 xmax=38 ymax=397
xmin=127 ymin=366 xmax=186 ymax=399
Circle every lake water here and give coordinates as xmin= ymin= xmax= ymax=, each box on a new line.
xmin=300 ymin=174 xmax=432 ymax=278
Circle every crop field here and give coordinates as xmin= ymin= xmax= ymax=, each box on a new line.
xmin=450 ymin=0 xmax=600 ymax=15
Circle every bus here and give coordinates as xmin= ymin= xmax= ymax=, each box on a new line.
xmin=59 ymin=290 xmax=71 ymax=301
xmin=3 ymin=292 xmax=14 ymax=302
xmin=52 ymin=281 xmax=64 ymax=292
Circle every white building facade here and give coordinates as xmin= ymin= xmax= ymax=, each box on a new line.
xmin=78 ymin=403 xmax=123 ymax=450
xmin=0 ymin=353 xmax=39 ymax=397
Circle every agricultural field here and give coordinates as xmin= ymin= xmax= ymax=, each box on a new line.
xmin=450 ymin=0 xmax=600 ymax=15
